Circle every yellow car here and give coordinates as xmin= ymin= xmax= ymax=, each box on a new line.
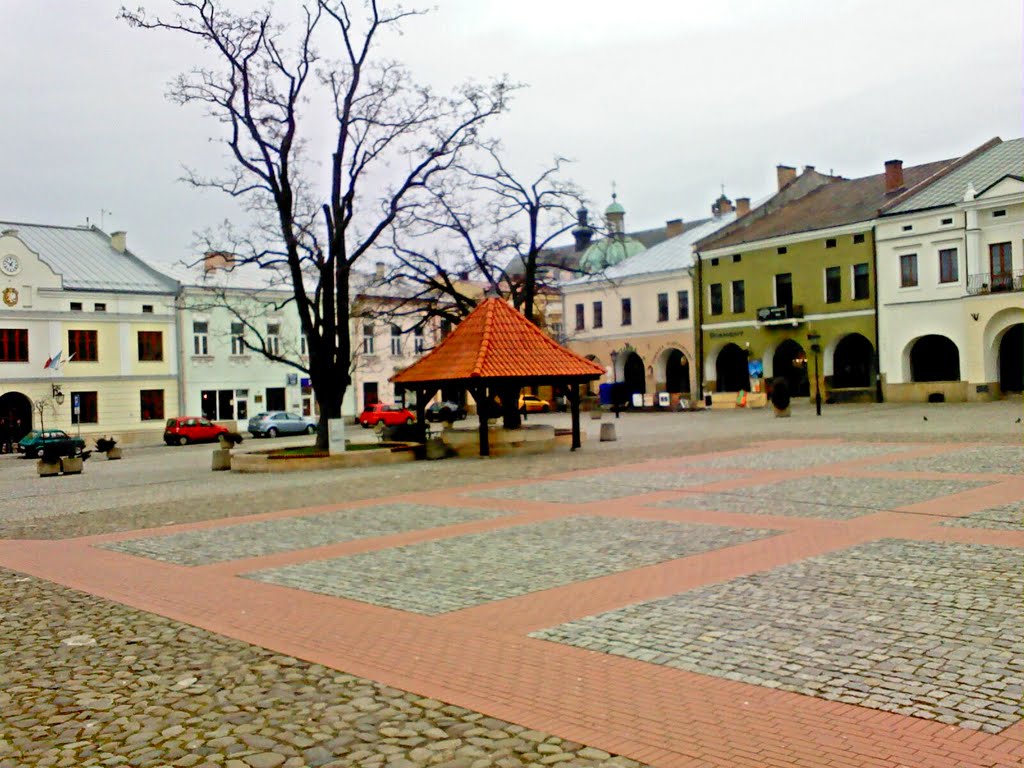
xmin=518 ymin=394 xmax=551 ymax=413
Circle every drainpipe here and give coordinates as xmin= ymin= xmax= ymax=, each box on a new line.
xmin=870 ymin=228 xmax=884 ymax=402
xmin=692 ymin=258 xmax=705 ymax=405
xmin=175 ymin=288 xmax=187 ymax=417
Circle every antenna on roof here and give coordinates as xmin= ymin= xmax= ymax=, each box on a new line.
xmin=100 ymin=209 xmax=113 ymax=230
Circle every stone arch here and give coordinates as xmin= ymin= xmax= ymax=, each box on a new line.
xmin=715 ymin=343 xmax=750 ymax=392
xmin=908 ymin=335 xmax=961 ymax=382
xmin=583 ymin=354 xmax=604 ymax=395
xmin=982 ymin=307 xmax=1024 ymax=383
xmin=654 ymin=347 xmax=691 ymax=394
xmin=998 ymin=324 xmax=1023 ymax=393
xmin=623 ymin=351 xmax=646 ymax=395
xmin=772 ymin=339 xmax=809 ymax=397
xmin=0 ymin=391 xmax=33 ymax=443
xmin=831 ymin=333 xmax=875 ymax=388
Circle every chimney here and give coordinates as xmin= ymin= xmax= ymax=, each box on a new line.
xmin=776 ymin=165 xmax=797 ymax=190
xmin=884 ymin=159 xmax=904 ymax=193
xmin=665 ymin=219 xmax=685 ymax=238
xmin=203 ymin=251 xmax=234 ymax=273
xmin=573 ymin=206 xmax=594 ymax=252
xmin=803 ymin=165 xmax=815 ymax=174
xmin=457 ymin=270 xmax=469 ymax=281
xmin=375 ymin=261 xmax=386 ymax=279
xmin=712 ymin=195 xmax=733 ymax=216
xmin=736 ymin=197 xmax=751 ymax=217
xmin=110 ymin=231 xmax=127 ymax=253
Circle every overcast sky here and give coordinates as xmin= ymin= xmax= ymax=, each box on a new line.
xmin=1 ymin=0 xmax=1021 ymax=268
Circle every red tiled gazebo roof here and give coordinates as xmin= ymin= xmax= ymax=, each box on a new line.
xmin=392 ymin=298 xmax=604 ymax=385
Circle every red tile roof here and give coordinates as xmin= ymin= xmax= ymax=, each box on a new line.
xmin=392 ymin=298 xmax=605 ymax=384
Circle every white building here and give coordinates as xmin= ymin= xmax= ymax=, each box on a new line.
xmin=876 ymin=137 xmax=1024 ymax=401
xmin=0 ymin=223 xmax=180 ymax=444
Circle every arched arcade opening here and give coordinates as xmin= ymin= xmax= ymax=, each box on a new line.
xmin=772 ymin=339 xmax=809 ymax=397
xmin=715 ymin=343 xmax=750 ymax=392
xmin=0 ymin=391 xmax=32 ymax=444
xmin=909 ymin=335 xmax=961 ymax=382
xmin=623 ymin=351 xmax=646 ymax=395
xmin=999 ymin=324 xmax=1023 ymax=393
xmin=832 ymin=333 xmax=875 ymax=388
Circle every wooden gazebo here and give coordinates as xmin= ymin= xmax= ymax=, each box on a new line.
xmin=391 ymin=298 xmax=604 ymax=456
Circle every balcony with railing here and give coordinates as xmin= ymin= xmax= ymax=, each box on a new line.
xmin=967 ymin=270 xmax=1023 ymax=296
xmin=755 ymin=304 xmax=805 ymax=326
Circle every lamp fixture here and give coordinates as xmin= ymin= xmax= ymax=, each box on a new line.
xmin=51 ymin=384 xmax=65 ymax=405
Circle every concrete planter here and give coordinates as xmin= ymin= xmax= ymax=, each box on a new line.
xmin=773 ymin=407 xmax=791 ymax=418
xmin=230 ymin=445 xmax=416 ymax=473
xmin=106 ymin=447 xmax=123 ymax=460
xmin=37 ymin=460 xmax=61 ymax=477
xmin=211 ymin=448 xmax=232 ymax=471
xmin=60 ymin=457 xmax=84 ymax=474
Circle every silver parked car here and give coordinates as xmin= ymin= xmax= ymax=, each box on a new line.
xmin=247 ymin=411 xmax=317 ymax=438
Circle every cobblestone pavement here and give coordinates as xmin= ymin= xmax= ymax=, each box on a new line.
xmin=942 ymin=500 xmax=1024 ymax=530
xmin=468 ymin=471 xmax=744 ymax=504
xmin=247 ymin=517 xmax=777 ymax=614
xmin=0 ymin=569 xmax=649 ymax=768
xmin=883 ymin=445 xmax=1024 ymax=475
xmin=104 ymin=504 xmax=512 ymax=567
xmin=658 ymin=475 xmax=992 ymax=520
xmin=532 ymin=539 xmax=1024 ymax=733
xmin=684 ymin=442 xmax=915 ymax=470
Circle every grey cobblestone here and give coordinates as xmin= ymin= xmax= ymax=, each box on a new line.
xmin=659 ymin=476 xmax=990 ymax=520
xmin=469 ymin=471 xmax=745 ymax=504
xmin=884 ymin=445 xmax=1024 ymax=475
xmin=684 ymin=443 xmax=914 ymax=470
xmin=103 ymin=504 xmax=511 ymax=566
xmin=533 ymin=539 xmax=1024 ymax=733
xmin=247 ymin=517 xmax=778 ymax=614
xmin=942 ymin=500 xmax=1024 ymax=531
xmin=0 ymin=569 xmax=650 ymax=768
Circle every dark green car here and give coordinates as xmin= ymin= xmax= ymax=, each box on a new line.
xmin=17 ymin=429 xmax=86 ymax=459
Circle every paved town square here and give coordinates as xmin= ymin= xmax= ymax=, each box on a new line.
xmin=0 ymin=403 xmax=1022 ymax=768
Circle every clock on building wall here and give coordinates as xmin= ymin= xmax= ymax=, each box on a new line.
xmin=1 ymin=254 xmax=20 ymax=276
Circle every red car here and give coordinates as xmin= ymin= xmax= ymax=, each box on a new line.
xmin=359 ymin=403 xmax=415 ymax=429
xmin=164 ymin=416 xmax=229 ymax=446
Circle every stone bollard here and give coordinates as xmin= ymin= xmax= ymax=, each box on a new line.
xmin=60 ymin=456 xmax=84 ymax=475
xmin=599 ymin=422 xmax=617 ymax=442
xmin=425 ymin=437 xmax=448 ymax=460
xmin=773 ymin=407 xmax=791 ymax=418
xmin=106 ymin=447 xmax=123 ymax=460
xmin=211 ymin=448 xmax=232 ymax=471
xmin=37 ymin=459 xmax=60 ymax=477
xmin=589 ymin=409 xmax=603 ymax=421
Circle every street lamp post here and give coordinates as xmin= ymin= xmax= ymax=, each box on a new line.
xmin=807 ymin=332 xmax=822 ymax=417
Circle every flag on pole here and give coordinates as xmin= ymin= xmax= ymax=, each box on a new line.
xmin=44 ymin=350 xmax=68 ymax=370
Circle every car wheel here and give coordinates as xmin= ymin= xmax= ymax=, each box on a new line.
xmin=361 ymin=421 xmax=370 ymax=429
xmin=177 ymin=435 xmax=189 ymax=446
xmin=28 ymin=448 xmax=38 ymax=459
xmin=541 ymin=405 xmax=550 ymax=413
xmin=267 ymin=427 xmax=278 ymax=438
xmin=405 ymin=417 xmax=414 ymax=425
xmin=306 ymin=424 xmax=316 ymax=435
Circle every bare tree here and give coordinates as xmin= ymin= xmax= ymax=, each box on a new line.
xmin=121 ymin=1 xmax=513 ymax=447
xmin=382 ymin=147 xmax=595 ymax=330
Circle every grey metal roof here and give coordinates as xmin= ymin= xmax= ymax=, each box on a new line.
xmin=886 ymin=138 xmax=1024 ymax=214
xmin=0 ymin=221 xmax=178 ymax=293
xmin=564 ymin=213 xmax=736 ymax=286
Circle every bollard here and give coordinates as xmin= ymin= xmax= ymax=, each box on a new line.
xmin=599 ymin=422 xmax=617 ymax=442
xmin=106 ymin=447 xmax=123 ymax=460
xmin=211 ymin=448 xmax=232 ymax=471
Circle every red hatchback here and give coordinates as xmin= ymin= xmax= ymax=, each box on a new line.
xmin=164 ymin=417 xmax=229 ymax=446
xmin=359 ymin=403 xmax=415 ymax=429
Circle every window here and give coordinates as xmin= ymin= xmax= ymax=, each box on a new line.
xmin=732 ymin=254 xmax=742 ymax=263
xmin=775 ymin=273 xmax=793 ymax=308
xmin=139 ymin=389 xmax=165 ymax=421
xmin=902 ymin=224 xmax=913 ymax=232
xmin=413 ymin=327 xmax=425 ymax=353
xmin=731 ymin=280 xmax=745 ymax=313
xmin=71 ymin=391 xmax=98 ymax=424
xmin=853 ymin=263 xmax=870 ymax=300
xmin=300 ymin=334 xmax=308 ymax=356
xmin=593 ymin=301 xmax=603 ymax=328
xmin=621 ymin=297 xmax=632 ymax=326
xmin=266 ymin=323 xmax=280 ymax=355
xmin=68 ymin=329 xmax=98 ymax=361
xmin=575 ymin=303 xmax=585 ymax=331
xmin=940 ymin=217 xmax=953 ymax=226
xmin=0 ymin=328 xmax=28 ymax=362
xmin=777 ymin=247 xmax=787 ymax=255
xmin=230 ymin=322 xmax=245 ymax=355
xmin=993 ymin=209 xmax=1007 ymax=217
xmin=137 ymin=331 xmax=163 ymax=361
xmin=853 ymin=233 xmax=865 ymax=244
xmin=94 ymin=303 xmax=106 ymax=312
xmin=657 ymin=293 xmax=669 ymax=322
xmin=709 ymin=283 xmax=723 ymax=316
xmin=142 ymin=304 xmax=153 ymax=314
xmin=440 ymin=319 xmax=452 ymax=339
xmin=825 ymin=238 xmax=837 ymax=248
xmin=192 ymin=323 xmax=207 ymax=356
xmin=709 ymin=258 xmax=719 ymax=266
xmin=825 ymin=266 xmax=841 ymax=303
xmin=677 ymin=290 xmax=689 ymax=320
xmin=938 ymin=248 xmax=959 ymax=283
xmin=390 ymin=324 xmax=402 ymax=355
xmin=70 ymin=301 xmax=83 ymax=311
xmin=899 ymin=254 xmax=918 ymax=287
xmin=362 ymin=323 xmax=374 ymax=354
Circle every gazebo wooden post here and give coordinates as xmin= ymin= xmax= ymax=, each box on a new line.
xmin=568 ymin=383 xmax=582 ymax=451
xmin=472 ymin=384 xmax=490 ymax=457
